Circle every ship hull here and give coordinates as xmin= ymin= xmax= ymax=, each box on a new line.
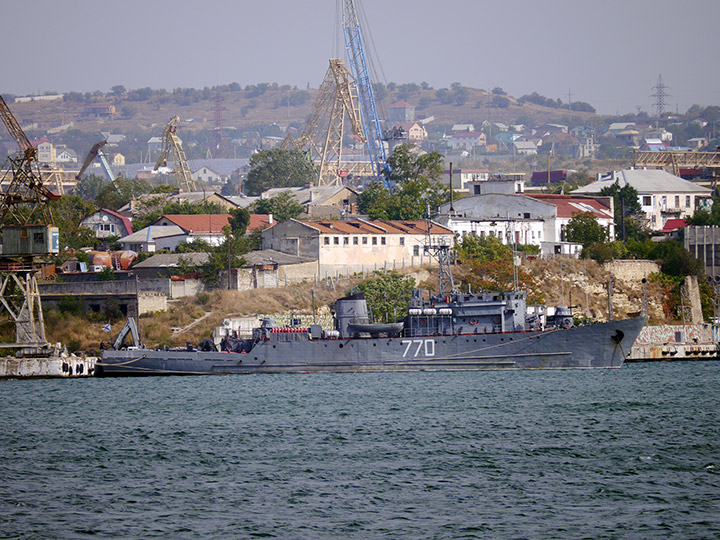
xmin=97 ymin=317 xmax=646 ymax=376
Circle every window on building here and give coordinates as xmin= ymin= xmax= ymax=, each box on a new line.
xmin=399 ymin=237 xmax=405 ymax=246
xmin=353 ymin=237 xmax=358 ymax=245
xmin=381 ymin=237 xmax=386 ymax=245
xmin=372 ymin=237 xmax=377 ymax=245
xmin=324 ymin=237 xmax=330 ymax=245
xmin=362 ymin=237 xmax=367 ymax=245
xmin=344 ymin=237 xmax=349 ymax=245
xmin=643 ymin=196 xmax=652 ymax=206
xmin=334 ymin=237 xmax=339 ymax=245
xmin=675 ymin=195 xmax=680 ymax=207
xmin=413 ymin=245 xmax=419 ymax=256
xmin=686 ymin=195 xmax=691 ymax=208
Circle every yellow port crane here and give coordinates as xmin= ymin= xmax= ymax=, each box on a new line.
xmin=153 ymin=116 xmax=196 ymax=192
xmin=282 ymin=58 xmax=373 ymax=186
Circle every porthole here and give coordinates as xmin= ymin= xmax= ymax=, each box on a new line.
xmin=339 ymin=344 xmax=344 ymax=348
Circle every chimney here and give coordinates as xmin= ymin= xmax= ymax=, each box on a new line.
xmin=268 ymin=213 xmax=273 ymax=224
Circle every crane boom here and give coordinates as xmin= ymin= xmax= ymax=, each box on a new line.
xmin=154 ymin=116 xmax=196 ymax=192
xmin=0 ymin=93 xmax=59 ymax=227
xmin=0 ymin=94 xmax=32 ymax=152
xmin=342 ymin=0 xmax=390 ymax=189
xmin=77 ymin=140 xmax=116 ymax=182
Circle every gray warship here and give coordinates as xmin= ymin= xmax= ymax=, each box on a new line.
xmin=97 ymin=237 xmax=646 ymax=376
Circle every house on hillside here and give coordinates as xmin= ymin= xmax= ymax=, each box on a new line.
xmin=35 ymin=138 xmax=55 ymax=163
xmin=448 ymin=131 xmax=487 ymax=152
xmin=262 ymin=219 xmax=454 ymax=275
xmin=55 ymin=146 xmax=78 ymax=164
xmin=117 ymin=225 xmax=185 ymax=253
xmin=82 ymin=104 xmax=115 ymax=118
xmin=192 ymin=166 xmax=224 ymax=184
xmin=387 ymin=100 xmax=415 ymax=122
xmin=573 ymin=169 xmax=712 ymax=230
xmin=81 ymin=209 xmax=133 ymax=240
xmin=260 ymin=185 xmax=359 ymax=218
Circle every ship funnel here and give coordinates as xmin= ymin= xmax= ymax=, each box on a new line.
xmin=335 ymin=295 xmax=370 ymax=338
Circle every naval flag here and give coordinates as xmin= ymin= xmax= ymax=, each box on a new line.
xmin=102 ymin=323 xmax=112 ymax=332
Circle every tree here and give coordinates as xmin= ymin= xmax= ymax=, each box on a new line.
xmin=652 ymin=240 xmax=703 ymax=277
xmin=355 ymin=271 xmax=416 ymax=323
xmin=251 ymin=191 xmax=305 ymax=222
xmin=358 ymin=144 xmax=449 ymax=220
xmin=75 ymin=174 xmax=108 ymax=202
xmin=95 ymin=178 xmax=151 ymax=211
xmin=110 ymin=85 xmax=126 ymax=97
xmin=599 ymin=181 xmax=644 ymax=241
xmin=564 ymin=212 xmax=609 ymax=248
xmin=244 ymin=148 xmax=317 ymax=196
xmin=491 ymin=95 xmax=510 ymax=108
xmin=49 ymin=195 xmax=97 ymax=250
xmin=457 ymin=234 xmax=511 ymax=263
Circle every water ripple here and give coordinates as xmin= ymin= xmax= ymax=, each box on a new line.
xmin=1 ymin=362 xmax=719 ymax=538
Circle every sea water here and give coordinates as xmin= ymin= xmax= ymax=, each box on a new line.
xmin=1 ymin=361 xmax=719 ymax=539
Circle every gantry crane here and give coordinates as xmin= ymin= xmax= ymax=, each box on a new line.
xmin=76 ymin=139 xmax=116 ymax=183
xmin=154 ymin=116 xmax=196 ymax=192
xmin=633 ymin=149 xmax=720 ymax=189
xmin=0 ymin=93 xmax=60 ymax=351
xmin=282 ymin=58 xmax=374 ymax=186
xmin=342 ymin=0 xmax=390 ymax=189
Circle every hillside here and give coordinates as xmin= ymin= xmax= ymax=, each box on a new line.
xmin=6 ymin=84 xmax=600 ymax=140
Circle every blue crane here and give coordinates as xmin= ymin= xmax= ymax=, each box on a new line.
xmin=342 ymin=0 xmax=391 ymax=191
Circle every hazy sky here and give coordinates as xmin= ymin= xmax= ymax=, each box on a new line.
xmin=2 ymin=0 xmax=718 ymax=115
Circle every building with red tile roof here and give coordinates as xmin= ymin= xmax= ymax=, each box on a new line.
xmin=262 ymin=218 xmax=453 ymax=274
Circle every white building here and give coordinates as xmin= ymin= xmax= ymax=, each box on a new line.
xmin=573 ymin=169 xmax=711 ymax=231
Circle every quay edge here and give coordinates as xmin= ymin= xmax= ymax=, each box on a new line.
xmin=0 ymin=355 xmax=97 ymax=379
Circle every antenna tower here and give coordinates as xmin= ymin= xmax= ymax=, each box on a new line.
xmin=651 ymin=75 xmax=669 ymax=118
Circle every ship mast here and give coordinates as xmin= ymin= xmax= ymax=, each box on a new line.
xmin=424 ymin=207 xmax=458 ymax=296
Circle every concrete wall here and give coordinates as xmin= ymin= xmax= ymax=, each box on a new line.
xmin=604 ymin=260 xmax=660 ymax=284
xmin=138 ymin=292 xmax=167 ymax=315
xmin=278 ymin=261 xmax=318 ymax=284
xmin=628 ymin=323 xmax=718 ymax=361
